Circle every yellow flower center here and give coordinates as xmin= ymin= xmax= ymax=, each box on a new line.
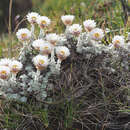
xmin=39 ymin=59 xmax=44 ymax=64
xmin=74 ymin=28 xmax=78 ymax=32
xmin=21 ymin=33 xmax=27 ymax=38
xmin=44 ymin=46 xmax=49 ymax=50
xmin=60 ymin=51 xmax=65 ymax=55
xmin=94 ymin=33 xmax=100 ymax=38
xmin=41 ymin=20 xmax=47 ymax=25
xmin=12 ymin=65 xmax=18 ymax=69
xmin=32 ymin=16 xmax=36 ymax=21
xmin=115 ymin=40 xmax=120 ymax=44
xmin=1 ymin=70 xmax=7 ymax=75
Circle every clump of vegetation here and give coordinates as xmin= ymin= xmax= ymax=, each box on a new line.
xmin=0 ymin=10 xmax=129 ymax=130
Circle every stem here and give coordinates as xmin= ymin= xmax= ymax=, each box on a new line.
xmin=18 ymin=42 xmax=27 ymax=60
xmin=8 ymin=0 xmax=12 ymax=36
xmin=41 ymin=71 xmax=52 ymax=90
xmin=31 ymin=24 xmax=35 ymax=39
xmin=50 ymin=47 xmax=55 ymax=64
xmin=66 ymin=25 xmax=70 ymax=31
xmin=10 ymin=74 xmax=17 ymax=83
xmin=65 ymin=25 xmax=70 ymax=36
xmin=56 ymin=59 xmax=61 ymax=71
xmin=8 ymin=0 xmax=13 ymax=57
xmin=34 ymin=70 xmax=40 ymax=81
xmin=14 ymin=17 xmax=26 ymax=34
xmin=38 ymin=29 xmax=45 ymax=39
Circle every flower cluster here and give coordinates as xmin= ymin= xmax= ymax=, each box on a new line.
xmin=0 ymin=12 xmax=129 ymax=103
xmin=27 ymin=12 xmax=51 ymax=28
xmin=0 ymin=58 xmax=22 ymax=80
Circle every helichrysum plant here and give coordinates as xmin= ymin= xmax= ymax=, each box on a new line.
xmin=0 ymin=12 xmax=129 ymax=103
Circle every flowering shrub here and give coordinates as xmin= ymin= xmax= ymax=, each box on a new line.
xmin=0 ymin=12 xmax=129 ymax=103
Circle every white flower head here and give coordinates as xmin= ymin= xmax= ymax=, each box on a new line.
xmin=37 ymin=16 xmax=51 ymax=29
xmin=40 ymin=42 xmax=52 ymax=55
xmin=0 ymin=66 xmax=10 ymax=80
xmin=56 ymin=46 xmax=70 ymax=61
xmin=9 ymin=60 xmax=23 ymax=74
xmin=27 ymin=12 xmax=39 ymax=24
xmin=83 ymin=19 xmax=96 ymax=32
xmin=0 ymin=58 xmax=12 ymax=67
xmin=112 ymin=35 xmax=125 ymax=48
xmin=16 ymin=28 xmax=31 ymax=42
xmin=69 ymin=24 xmax=82 ymax=36
xmin=33 ymin=55 xmax=49 ymax=70
xmin=61 ymin=15 xmax=75 ymax=26
xmin=32 ymin=39 xmax=45 ymax=51
xmin=90 ymin=28 xmax=104 ymax=41
xmin=46 ymin=33 xmax=59 ymax=45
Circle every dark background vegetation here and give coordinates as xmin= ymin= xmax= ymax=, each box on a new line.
xmin=0 ymin=0 xmax=129 ymax=33
xmin=0 ymin=0 xmax=32 ymax=33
